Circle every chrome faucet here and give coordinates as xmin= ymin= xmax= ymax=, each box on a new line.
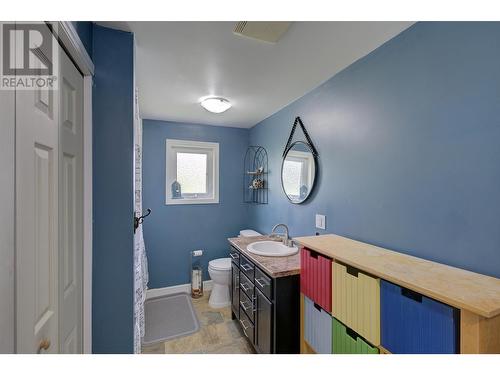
xmin=270 ymin=223 xmax=293 ymax=247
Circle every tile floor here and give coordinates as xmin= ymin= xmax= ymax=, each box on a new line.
xmin=142 ymin=293 xmax=256 ymax=354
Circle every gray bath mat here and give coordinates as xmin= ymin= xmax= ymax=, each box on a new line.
xmin=143 ymin=293 xmax=200 ymax=346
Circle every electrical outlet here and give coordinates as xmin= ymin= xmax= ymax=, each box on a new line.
xmin=315 ymin=214 xmax=326 ymax=230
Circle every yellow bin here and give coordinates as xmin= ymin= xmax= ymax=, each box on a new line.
xmin=332 ymin=262 xmax=380 ymax=346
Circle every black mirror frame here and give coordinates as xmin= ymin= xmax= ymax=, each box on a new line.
xmin=280 ymin=117 xmax=319 ymax=204
xmin=281 ymin=140 xmax=318 ymax=204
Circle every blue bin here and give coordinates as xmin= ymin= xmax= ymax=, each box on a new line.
xmin=304 ymin=296 xmax=332 ymax=354
xmin=381 ymin=280 xmax=459 ymax=354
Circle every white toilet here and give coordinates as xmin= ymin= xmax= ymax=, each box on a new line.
xmin=208 ymin=229 xmax=261 ymax=308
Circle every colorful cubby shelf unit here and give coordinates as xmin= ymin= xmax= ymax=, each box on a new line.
xmin=296 ymin=234 xmax=500 ymax=354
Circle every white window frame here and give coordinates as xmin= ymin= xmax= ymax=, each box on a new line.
xmin=165 ymin=139 xmax=219 ymax=205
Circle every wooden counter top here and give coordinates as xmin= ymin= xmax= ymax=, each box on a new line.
xmin=294 ymin=234 xmax=500 ymax=318
xmin=228 ymin=236 xmax=300 ymax=278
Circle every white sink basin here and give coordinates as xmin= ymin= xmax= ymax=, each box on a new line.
xmin=247 ymin=240 xmax=299 ymax=257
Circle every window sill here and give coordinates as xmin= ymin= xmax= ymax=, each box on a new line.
xmin=165 ymin=197 xmax=219 ymax=205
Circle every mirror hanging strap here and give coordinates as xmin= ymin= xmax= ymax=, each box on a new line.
xmin=282 ymin=116 xmax=318 ymax=157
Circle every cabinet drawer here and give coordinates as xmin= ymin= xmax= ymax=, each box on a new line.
xmin=239 ymin=307 xmax=255 ymax=344
xmin=229 ymin=247 xmax=240 ymax=266
xmin=255 ymin=267 xmax=273 ymax=300
xmin=239 ymin=271 xmax=255 ymax=299
xmin=304 ymin=296 xmax=332 ymax=354
xmin=240 ymin=254 xmax=255 ymax=280
xmin=332 ymin=262 xmax=380 ymax=346
xmin=240 ymin=287 xmax=255 ymax=322
xmin=381 ymin=280 xmax=459 ymax=354
xmin=300 ymin=247 xmax=332 ymax=312
xmin=332 ymin=318 xmax=379 ymax=354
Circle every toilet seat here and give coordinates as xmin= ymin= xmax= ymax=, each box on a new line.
xmin=208 ymin=257 xmax=231 ymax=271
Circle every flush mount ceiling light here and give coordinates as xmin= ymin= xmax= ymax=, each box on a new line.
xmin=200 ymin=97 xmax=232 ymax=114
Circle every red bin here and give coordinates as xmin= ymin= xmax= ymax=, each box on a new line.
xmin=300 ymin=247 xmax=332 ymax=312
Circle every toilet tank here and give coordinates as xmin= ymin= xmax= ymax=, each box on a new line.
xmin=239 ymin=229 xmax=261 ymax=237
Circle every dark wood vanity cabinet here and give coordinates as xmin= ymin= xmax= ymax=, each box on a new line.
xmin=230 ymin=246 xmax=300 ymax=354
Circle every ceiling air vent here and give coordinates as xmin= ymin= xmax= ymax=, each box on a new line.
xmin=233 ymin=22 xmax=291 ymax=43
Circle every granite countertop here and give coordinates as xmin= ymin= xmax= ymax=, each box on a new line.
xmin=228 ymin=236 xmax=300 ymax=278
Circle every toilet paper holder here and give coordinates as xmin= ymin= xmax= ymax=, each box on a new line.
xmin=191 ymin=249 xmax=203 ymax=298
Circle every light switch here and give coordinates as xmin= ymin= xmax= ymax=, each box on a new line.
xmin=315 ymin=214 xmax=326 ymax=230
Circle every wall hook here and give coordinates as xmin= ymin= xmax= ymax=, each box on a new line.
xmin=134 ymin=208 xmax=151 ymax=233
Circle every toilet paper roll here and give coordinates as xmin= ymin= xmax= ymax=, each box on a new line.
xmin=192 ymin=250 xmax=203 ymax=257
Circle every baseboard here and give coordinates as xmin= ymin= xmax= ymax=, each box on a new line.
xmin=146 ymin=280 xmax=213 ymax=300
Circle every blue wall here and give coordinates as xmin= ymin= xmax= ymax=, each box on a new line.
xmin=249 ymin=22 xmax=500 ymax=279
xmin=92 ymin=24 xmax=135 ymax=353
xmin=143 ymin=120 xmax=248 ymax=288
xmin=142 ymin=120 xmax=249 ymax=287
xmin=71 ymin=21 xmax=93 ymax=60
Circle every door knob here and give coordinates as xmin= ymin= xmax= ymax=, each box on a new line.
xmin=37 ymin=339 xmax=51 ymax=354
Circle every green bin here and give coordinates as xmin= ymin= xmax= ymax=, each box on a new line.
xmin=332 ymin=318 xmax=379 ymax=354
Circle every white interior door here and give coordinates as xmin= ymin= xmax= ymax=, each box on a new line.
xmin=16 ymin=23 xmax=59 ymax=354
xmin=16 ymin=23 xmax=84 ymax=354
xmin=0 ymin=22 xmax=16 ymax=353
xmin=58 ymin=47 xmax=84 ymax=354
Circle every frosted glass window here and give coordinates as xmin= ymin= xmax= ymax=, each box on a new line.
xmin=176 ymin=152 xmax=207 ymax=194
xmin=166 ymin=139 xmax=219 ymax=205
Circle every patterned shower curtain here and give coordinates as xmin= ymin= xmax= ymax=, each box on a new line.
xmin=133 ymin=92 xmax=149 ymax=353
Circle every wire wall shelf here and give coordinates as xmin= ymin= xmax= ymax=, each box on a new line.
xmin=243 ymin=146 xmax=268 ymax=204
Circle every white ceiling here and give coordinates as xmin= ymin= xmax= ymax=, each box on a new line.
xmin=98 ymin=22 xmax=413 ymax=128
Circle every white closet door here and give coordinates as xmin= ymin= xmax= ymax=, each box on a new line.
xmin=0 ymin=22 xmax=15 ymax=353
xmin=58 ymin=47 xmax=84 ymax=354
xmin=16 ymin=23 xmax=60 ymax=353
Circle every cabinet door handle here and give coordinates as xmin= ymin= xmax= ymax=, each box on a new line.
xmin=235 ymin=276 xmax=240 ymax=288
xmin=240 ymin=282 xmax=251 ymax=292
xmin=241 ymin=298 xmax=256 ymax=312
xmin=241 ymin=264 xmax=253 ymax=272
xmin=239 ymin=319 xmax=251 ymax=332
xmin=229 ymin=252 xmax=239 ymax=260
xmin=240 ymin=300 xmax=252 ymax=311
xmin=255 ymin=277 xmax=269 ymax=288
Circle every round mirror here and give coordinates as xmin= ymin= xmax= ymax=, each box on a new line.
xmin=281 ymin=141 xmax=317 ymax=204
